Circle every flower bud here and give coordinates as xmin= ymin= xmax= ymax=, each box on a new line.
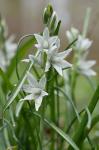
xmin=43 ymin=4 xmax=53 ymax=24
xmin=50 ymin=11 xmax=57 ymax=31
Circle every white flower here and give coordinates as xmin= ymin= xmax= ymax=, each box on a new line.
xmin=66 ymin=27 xmax=79 ymax=43
xmin=75 ymin=35 xmax=92 ymax=52
xmin=0 ymin=36 xmax=17 ymax=71
xmin=76 ymin=59 xmax=96 ymax=76
xmin=34 ymin=27 xmax=59 ymax=52
xmin=66 ymin=28 xmax=92 ymax=52
xmin=20 ymin=73 xmax=48 ymax=111
xmin=45 ymin=46 xmax=72 ymax=76
xmin=5 ymin=36 xmax=17 ymax=60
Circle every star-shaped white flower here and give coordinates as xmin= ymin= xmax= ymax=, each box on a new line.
xmin=20 ymin=73 xmax=48 ymax=111
xmin=75 ymin=35 xmax=92 ymax=52
xmin=34 ymin=27 xmax=59 ymax=52
xmin=76 ymin=59 xmax=96 ymax=76
xmin=45 ymin=46 xmax=72 ymax=76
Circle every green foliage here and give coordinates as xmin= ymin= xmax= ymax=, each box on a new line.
xmin=0 ymin=4 xmax=99 ymax=150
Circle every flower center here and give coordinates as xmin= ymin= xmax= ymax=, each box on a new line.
xmin=34 ymin=89 xmax=41 ymax=98
xmin=43 ymin=40 xmax=49 ymax=49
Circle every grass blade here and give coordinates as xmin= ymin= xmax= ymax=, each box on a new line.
xmin=3 ymin=62 xmax=33 ymax=112
xmin=6 ymin=36 xmax=36 ymax=78
xmin=34 ymin=112 xmax=79 ymax=150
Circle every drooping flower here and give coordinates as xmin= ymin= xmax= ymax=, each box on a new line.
xmin=76 ymin=59 xmax=96 ymax=76
xmin=45 ymin=44 xmax=72 ymax=76
xmin=20 ymin=73 xmax=48 ymax=111
xmin=34 ymin=27 xmax=59 ymax=52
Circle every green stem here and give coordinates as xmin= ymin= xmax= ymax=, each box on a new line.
xmin=4 ymin=127 xmax=11 ymax=149
xmin=34 ymin=116 xmax=42 ymax=150
xmin=55 ymin=74 xmax=60 ymax=150
xmin=82 ymin=8 xmax=91 ymax=38
xmin=71 ymin=70 xmax=78 ymax=105
xmin=54 ymin=87 xmax=80 ymax=122
xmin=56 ymin=74 xmax=60 ymax=126
xmin=46 ymin=68 xmax=56 ymax=149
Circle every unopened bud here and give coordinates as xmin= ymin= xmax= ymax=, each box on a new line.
xmin=43 ymin=4 xmax=53 ymax=24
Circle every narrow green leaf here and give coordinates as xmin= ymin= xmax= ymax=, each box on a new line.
xmin=6 ymin=36 xmax=36 ymax=78
xmin=3 ymin=62 xmax=33 ymax=112
xmin=34 ymin=112 xmax=79 ymax=150
xmin=82 ymin=8 xmax=91 ymax=38
xmin=15 ymin=101 xmax=24 ymax=117
xmin=65 ymin=38 xmax=77 ymax=50
xmin=54 ymin=87 xmax=80 ymax=122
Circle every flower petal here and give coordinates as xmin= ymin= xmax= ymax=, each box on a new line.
xmin=53 ymin=64 xmax=63 ymax=76
xmin=82 ymin=69 xmax=96 ymax=76
xmin=66 ymin=30 xmax=74 ymax=42
xmin=35 ymin=96 xmax=43 ymax=111
xmin=43 ymin=27 xmax=49 ymax=40
xmin=57 ymin=48 xmax=72 ymax=59
xmin=22 ymin=84 xmax=33 ymax=93
xmin=20 ymin=94 xmax=33 ymax=101
xmin=34 ymin=34 xmax=44 ymax=45
xmin=22 ymin=59 xmax=30 ymax=63
xmin=45 ymin=60 xmax=51 ymax=72
xmin=49 ymin=36 xmax=59 ymax=47
xmin=41 ymin=90 xmax=48 ymax=97
xmin=79 ymin=60 xmax=96 ymax=70
xmin=59 ymin=60 xmax=72 ymax=69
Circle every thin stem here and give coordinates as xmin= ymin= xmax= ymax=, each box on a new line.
xmin=56 ymin=73 xmax=60 ymax=126
xmin=4 ymin=127 xmax=11 ymax=149
xmin=34 ymin=117 xmax=43 ymax=150
xmin=54 ymin=87 xmax=80 ymax=122
xmin=65 ymin=39 xmax=77 ymax=50
xmin=71 ymin=71 xmax=78 ymax=105
xmin=46 ymin=68 xmax=56 ymax=149
xmin=55 ymin=73 xmax=60 ymax=150
xmin=82 ymin=8 xmax=91 ymax=38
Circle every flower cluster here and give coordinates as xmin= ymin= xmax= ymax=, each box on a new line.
xmin=66 ymin=27 xmax=96 ymax=77
xmin=21 ymin=27 xmax=72 ymax=111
